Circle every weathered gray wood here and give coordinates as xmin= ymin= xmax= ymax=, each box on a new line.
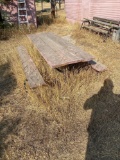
xmin=17 ymin=46 xmax=46 ymax=88
xmin=93 ymin=17 xmax=120 ymax=26
xmin=112 ymin=29 xmax=120 ymax=42
xmin=39 ymin=33 xmax=84 ymax=63
xmin=94 ymin=20 xmax=119 ymax=29
xmin=89 ymin=60 xmax=107 ymax=72
xmin=84 ymin=25 xmax=109 ymax=34
xmin=84 ymin=18 xmax=120 ymax=29
xmin=27 ymin=32 xmax=93 ymax=68
xmin=91 ymin=22 xmax=110 ymax=30
xmin=46 ymin=32 xmax=93 ymax=61
xmin=28 ymin=34 xmax=65 ymax=68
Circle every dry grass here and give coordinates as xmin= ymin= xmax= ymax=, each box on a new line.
xmin=0 ymin=9 xmax=120 ymax=160
xmin=35 ymin=2 xmax=65 ymax=12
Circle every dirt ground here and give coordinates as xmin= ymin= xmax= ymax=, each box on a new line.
xmin=0 ymin=5 xmax=120 ymax=160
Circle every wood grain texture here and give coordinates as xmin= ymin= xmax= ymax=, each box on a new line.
xmin=83 ymin=25 xmax=109 ymax=34
xmin=27 ymin=32 xmax=94 ymax=68
xmin=89 ymin=60 xmax=107 ymax=72
xmin=17 ymin=46 xmax=46 ymax=88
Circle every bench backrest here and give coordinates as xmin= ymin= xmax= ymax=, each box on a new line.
xmin=93 ymin=17 xmax=120 ymax=25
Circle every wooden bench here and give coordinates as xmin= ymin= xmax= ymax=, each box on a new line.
xmin=81 ymin=17 xmax=120 ymax=38
xmin=17 ymin=46 xmax=46 ymax=88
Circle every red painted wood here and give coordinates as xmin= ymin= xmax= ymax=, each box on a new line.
xmin=65 ymin=0 xmax=82 ymax=23
xmin=90 ymin=0 xmax=120 ymax=21
xmin=65 ymin=0 xmax=120 ymax=24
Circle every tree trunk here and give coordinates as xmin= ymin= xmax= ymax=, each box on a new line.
xmin=59 ymin=0 xmax=61 ymax=9
xmin=41 ymin=0 xmax=43 ymax=11
xmin=51 ymin=0 xmax=55 ymax=18
xmin=0 ymin=9 xmax=3 ymax=22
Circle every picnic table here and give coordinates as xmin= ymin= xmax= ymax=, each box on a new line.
xmin=27 ymin=32 xmax=93 ymax=68
xmin=17 ymin=46 xmax=46 ymax=88
xmin=27 ymin=32 xmax=106 ymax=72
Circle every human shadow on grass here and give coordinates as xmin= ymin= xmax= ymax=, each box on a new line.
xmin=0 ymin=63 xmax=17 ymax=105
xmin=0 ymin=117 xmax=21 ymax=159
xmin=84 ymin=79 xmax=120 ymax=160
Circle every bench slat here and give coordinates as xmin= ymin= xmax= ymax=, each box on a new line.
xmin=83 ymin=25 xmax=109 ymax=34
xmin=38 ymin=33 xmax=81 ymax=64
xmin=93 ymin=17 xmax=120 ymax=25
xmin=84 ymin=18 xmax=120 ymax=29
xmin=17 ymin=46 xmax=46 ymax=88
xmin=94 ymin=20 xmax=119 ymax=29
xmin=46 ymin=32 xmax=93 ymax=62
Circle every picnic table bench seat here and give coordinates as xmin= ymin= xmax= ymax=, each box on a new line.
xmin=17 ymin=46 xmax=46 ymax=88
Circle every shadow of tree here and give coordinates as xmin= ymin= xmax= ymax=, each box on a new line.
xmin=84 ymin=79 xmax=120 ymax=160
xmin=0 ymin=117 xmax=21 ymax=159
xmin=0 ymin=62 xmax=17 ymax=105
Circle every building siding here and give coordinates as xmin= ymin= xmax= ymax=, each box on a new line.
xmin=65 ymin=0 xmax=120 ymax=23
xmin=0 ymin=0 xmax=37 ymax=26
xmin=90 ymin=0 xmax=120 ymax=20
xmin=65 ymin=0 xmax=82 ymax=23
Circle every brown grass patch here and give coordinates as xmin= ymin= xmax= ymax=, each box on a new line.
xmin=0 ymin=10 xmax=120 ymax=160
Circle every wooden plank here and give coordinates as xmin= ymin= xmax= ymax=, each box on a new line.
xmin=84 ymin=25 xmax=108 ymax=34
xmin=39 ymin=33 xmax=84 ymax=63
xmin=84 ymin=18 xmax=120 ymax=29
xmin=93 ymin=17 xmax=120 ymax=25
xmin=93 ymin=22 xmax=110 ymax=29
xmin=44 ymin=32 xmax=93 ymax=62
xmin=89 ymin=60 xmax=107 ymax=72
xmin=17 ymin=46 xmax=46 ymax=88
xmin=94 ymin=20 xmax=119 ymax=29
xmin=28 ymin=33 xmax=93 ymax=68
xmin=28 ymin=34 xmax=68 ymax=68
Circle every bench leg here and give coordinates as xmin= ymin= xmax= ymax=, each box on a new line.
xmin=80 ymin=21 xmax=91 ymax=30
xmin=80 ymin=22 xmax=84 ymax=29
xmin=112 ymin=29 xmax=120 ymax=42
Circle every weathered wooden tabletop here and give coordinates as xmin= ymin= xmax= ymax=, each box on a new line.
xmin=27 ymin=32 xmax=94 ymax=68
